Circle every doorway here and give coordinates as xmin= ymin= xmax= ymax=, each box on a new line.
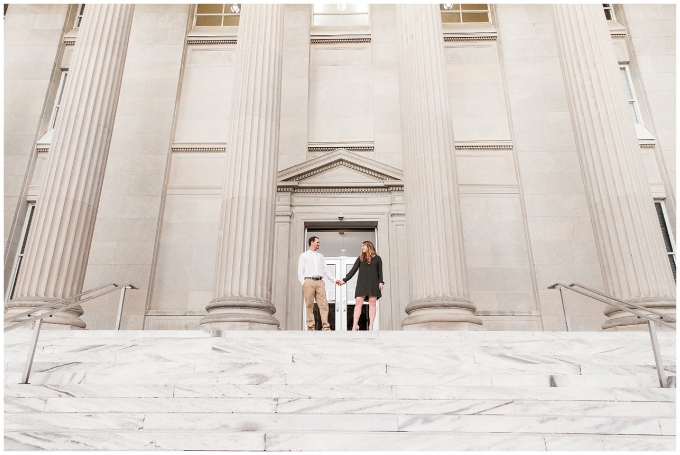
xmin=304 ymin=228 xmax=379 ymax=331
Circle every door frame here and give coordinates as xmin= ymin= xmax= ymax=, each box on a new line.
xmin=302 ymin=226 xmax=379 ymax=331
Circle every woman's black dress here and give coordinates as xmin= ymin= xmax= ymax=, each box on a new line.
xmin=343 ymin=255 xmax=384 ymax=300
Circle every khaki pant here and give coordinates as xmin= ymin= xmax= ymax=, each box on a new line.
xmin=303 ymin=278 xmax=330 ymax=330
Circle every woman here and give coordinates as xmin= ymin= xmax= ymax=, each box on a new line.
xmin=341 ymin=241 xmax=384 ymax=331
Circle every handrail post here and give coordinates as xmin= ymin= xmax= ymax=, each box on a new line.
xmin=20 ymin=318 xmax=43 ymax=384
xmin=115 ymin=284 xmax=136 ymax=330
xmin=647 ymin=320 xmax=668 ymax=388
xmin=557 ymin=285 xmax=571 ymax=332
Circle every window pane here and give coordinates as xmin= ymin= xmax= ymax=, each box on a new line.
xmin=223 ymin=15 xmax=240 ymax=26
xmin=315 ymin=3 xmax=343 ymax=14
xmin=628 ymin=102 xmax=639 ymax=123
xmin=441 ymin=4 xmax=461 ymax=11
xmin=341 ymin=14 xmax=369 ymax=26
xmin=343 ymin=4 xmax=368 ymax=13
xmin=619 ymin=68 xmax=633 ymax=99
xmin=196 ymin=15 xmax=223 ymax=26
xmin=462 ymin=4 xmax=488 ymax=11
xmin=655 ymin=203 xmax=674 ymax=253
xmin=313 ymin=15 xmax=342 ymax=26
xmin=197 ymin=4 xmax=223 ymax=14
xmin=441 ymin=12 xmax=461 ymax=23
xmin=462 ymin=12 xmax=489 ymax=22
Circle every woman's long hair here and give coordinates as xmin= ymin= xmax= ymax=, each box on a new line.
xmin=360 ymin=241 xmax=377 ymax=264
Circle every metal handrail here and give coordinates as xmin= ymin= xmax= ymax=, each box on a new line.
xmin=548 ymin=282 xmax=675 ymax=388
xmin=548 ymin=282 xmax=676 ymax=329
xmin=5 ymin=283 xmax=136 ymax=384
xmin=569 ymin=283 xmax=676 ymax=324
xmin=4 ymin=283 xmax=118 ymax=325
xmin=4 ymin=284 xmax=120 ymax=332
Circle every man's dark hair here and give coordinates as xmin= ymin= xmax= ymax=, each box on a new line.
xmin=308 ymin=236 xmax=319 ymax=247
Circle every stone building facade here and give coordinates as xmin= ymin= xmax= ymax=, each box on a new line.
xmin=4 ymin=4 xmax=676 ymax=332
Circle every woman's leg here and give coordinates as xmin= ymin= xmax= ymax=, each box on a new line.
xmin=352 ymin=296 xmax=364 ymax=330
xmin=368 ymin=296 xmax=377 ymax=330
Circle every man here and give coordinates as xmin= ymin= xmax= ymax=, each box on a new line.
xmin=298 ymin=236 xmax=342 ymax=331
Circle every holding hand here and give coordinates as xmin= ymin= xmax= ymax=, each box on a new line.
xmin=379 ymin=283 xmax=384 ymax=291
xmin=335 ymin=279 xmax=344 ymax=286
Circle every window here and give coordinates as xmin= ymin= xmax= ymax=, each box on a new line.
xmin=313 ymin=4 xmax=369 ymax=27
xmin=440 ymin=4 xmax=490 ymax=23
xmin=619 ymin=65 xmax=642 ymax=125
xmin=49 ymin=71 xmax=68 ymax=131
xmin=6 ymin=204 xmax=36 ymax=302
xmin=195 ymin=4 xmax=241 ymax=27
xmin=603 ymin=4 xmax=615 ymax=21
xmin=655 ymin=201 xmax=676 ymax=281
xmin=75 ymin=4 xmax=85 ymax=28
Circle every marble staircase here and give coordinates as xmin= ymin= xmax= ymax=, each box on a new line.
xmin=4 ymin=330 xmax=676 ymax=451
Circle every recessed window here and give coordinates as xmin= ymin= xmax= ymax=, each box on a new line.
xmin=655 ymin=201 xmax=676 ymax=281
xmin=49 ymin=71 xmax=68 ymax=131
xmin=603 ymin=4 xmax=615 ymax=21
xmin=195 ymin=4 xmax=241 ymax=27
xmin=6 ymin=204 xmax=36 ymax=302
xmin=75 ymin=4 xmax=85 ymax=28
xmin=619 ymin=65 xmax=642 ymax=125
xmin=440 ymin=4 xmax=490 ymax=23
xmin=313 ymin=4 xmax=369 ymax=27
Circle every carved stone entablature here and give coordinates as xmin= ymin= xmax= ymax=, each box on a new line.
xmin=309 ymin=144 xmax=374 ymax=152
xmin=311 ymin=38 xmax=371 ymax=44
xmin=277 ymin=148 xmax=403 ymax=194
xmin=171 ymin=142 xmax=227 ymax=153
xmin=187 ymin=38 xmax=237 ymax=45
xmin=444 ymin=35 xmax=496 ymax=41
xmin=455 ymin=140 xmax=513 ymax=150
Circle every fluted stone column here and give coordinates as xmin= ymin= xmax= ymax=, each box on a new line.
xmin=396 ymin=5 xmax=482 ymax=330
xmin=200 ymin=4 xmax=284 ymax=331
xmin=6 ymin=5 xmax=134 ymax=329
xmin=552 ymin=4 xmax=676 ymax=330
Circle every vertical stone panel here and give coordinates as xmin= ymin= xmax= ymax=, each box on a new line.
xmin=621 ymin=4 xmax=676 ymax=232
xmin=4 ymin=4 xmax=69 ymax=290
xmin=396 ymin=5 xmax=481 ymax=330
xmin=278 ymin=4 xmax=311 ymax=169
xmin=7 ymin=5 xmax=135 ymax=329
xmin=201 ymin=4 xmax=284 ymax=331
xmin=552 ymin=4 xmax=675 ymax=329
xmin=81 ymin=4 xmax=191 ymax=330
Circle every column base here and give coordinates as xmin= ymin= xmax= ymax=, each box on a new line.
xmin=602 ymin=298 xmax=675 ymax=331
xmin=200 ymin=297 xmax=280 ymax=332
xmin=5 ymin=299 xmax=86 ymax=330
xmin=402 ymin=298 xmax=484 ymax=331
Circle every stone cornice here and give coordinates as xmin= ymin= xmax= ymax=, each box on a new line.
xmin=187 ymin=38 xmax=237 ymax=45
xmin=309 ymin=145 xmax=374 ymax=152
xmin=454 ymin=140 xmax=513 ymax=150
xmin=277 ymin=185 xmax=402 ymax=194
xmin=444 ymin=35 xmax=496 ymax=42
xmin=311 ymin=37 xmax=371 ymax=44
xmin=278 ymin=148 xmax=403 ymax=183
xmin=171 ymin=142 xmax=227 ymax=153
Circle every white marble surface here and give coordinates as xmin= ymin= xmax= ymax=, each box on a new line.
xmin=396 ymin=414 xmax=663 ymax=435
xmin=4 ymin=329 xmax=676 ymax=451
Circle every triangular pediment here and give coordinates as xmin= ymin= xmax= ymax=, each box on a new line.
xmin=277 ymin=149 xmax=403 ymax=187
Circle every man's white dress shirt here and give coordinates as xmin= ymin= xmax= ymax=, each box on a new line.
xmin=298 ymin=249 xmax=336 ymax=285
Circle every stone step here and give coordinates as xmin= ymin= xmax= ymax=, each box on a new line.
xmin=5 ymin=382 xmax=675 ymax=401
xmin=5 ymin=396 xmax=676 ymax=417
xmin=6 ymin=430 xmax=674 ymax=451
xmin=3 ymin=365 xmax=662 ymax=388
xmin=5 ymin=411 xmax=674 ymax=436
